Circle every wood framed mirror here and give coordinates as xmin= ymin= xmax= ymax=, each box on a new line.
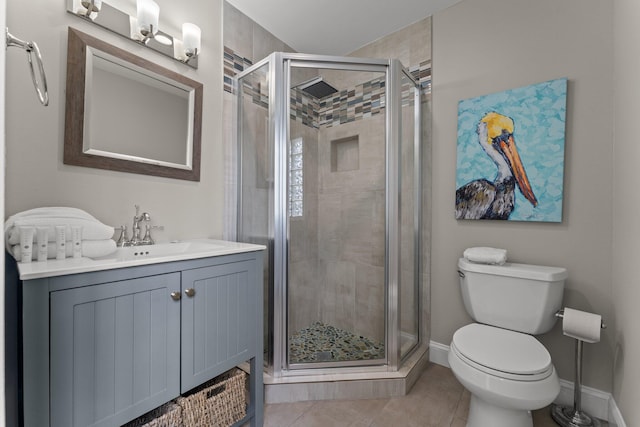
xmin=64 ymin=27 xmax=203 ymax=181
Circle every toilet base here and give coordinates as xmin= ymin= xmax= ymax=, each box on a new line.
xmin=467 ymin=395 xmax=533 ymax=427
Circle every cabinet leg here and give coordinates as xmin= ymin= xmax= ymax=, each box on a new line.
xmin=248 ymin=356 xmax=264 ymax=426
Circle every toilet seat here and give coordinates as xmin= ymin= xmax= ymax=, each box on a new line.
xmin=451 ymin=323 xmax=553 ymax=381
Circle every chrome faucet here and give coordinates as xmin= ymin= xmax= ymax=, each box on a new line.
xmin=130 ymin=205 xmax=151 ymax=246
xmin=115 ymin=205 xmax=162 ymax=247
xmin=115 ymin=225 xmax=129 ymax=247
xmin=141 ymin=224 xmax=164 ymax=245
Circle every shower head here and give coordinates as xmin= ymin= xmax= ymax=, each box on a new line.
xmin=293 ymin=76 xmax=338 ymax=99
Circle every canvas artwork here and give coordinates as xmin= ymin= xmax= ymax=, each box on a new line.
xmin=455 ymin=78 xmax=567 ymax=222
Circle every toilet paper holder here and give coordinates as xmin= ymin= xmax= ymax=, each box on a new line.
xmin=551 ymin=309 xmax=606 ymax=427
xmin=555 ymin=309 xmax=607 ymax=329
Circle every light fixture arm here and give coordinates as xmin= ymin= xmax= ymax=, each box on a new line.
xmin=81 ymin=0 xmax=100 ymax=17
xmin=139 ymin=24 xmax=155 ymax=44
xmin=185 ymin=47 xmax=198 ymax=62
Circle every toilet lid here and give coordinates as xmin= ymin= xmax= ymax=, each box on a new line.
xmin=452 ymin=324 xmax=552 ymax=376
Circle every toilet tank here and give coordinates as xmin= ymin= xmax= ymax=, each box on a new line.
xmin=457 ymin=258 xmax=567 ymax=334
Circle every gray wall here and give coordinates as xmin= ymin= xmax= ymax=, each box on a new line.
xmin=432 ymin=0 xmax=614 ymax=392
xmin=612 ymin=0 xmax=640 ymax=424
xmin=5 ymin=0 xmax=224 ymax=241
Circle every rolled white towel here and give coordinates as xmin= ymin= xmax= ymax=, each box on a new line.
xmin=463 ymin=247 xmax=507 ymax=265
xmin=5 ymin=207 xmax=114 ymax=246
xmin=11 ymin=239 xmax=117 ymax=261
xmin=6 ymin=207 xmax=97 ymax=223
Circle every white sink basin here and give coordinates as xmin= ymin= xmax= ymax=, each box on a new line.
xmin=108 ymin=241 xmax=227 ymax=261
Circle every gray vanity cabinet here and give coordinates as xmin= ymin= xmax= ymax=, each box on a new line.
xmin=49 ymin=273 xmax=182 ymax=427
xmin=181 ymin=261 xmax=256 ymax=393
xmin=19 ymin=250 xmax=264 ymax=427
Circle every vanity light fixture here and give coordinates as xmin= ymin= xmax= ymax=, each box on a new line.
xmin=182 ymin=23 xmax=201 ymax=62
xmin=136 ymin=0 xmax=159 ymax=43
xmin=67 ymin=0 xmax=199 ymax=68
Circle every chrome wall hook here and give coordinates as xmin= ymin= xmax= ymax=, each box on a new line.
xmin=6 ymin=28 xmax=49 ymax=106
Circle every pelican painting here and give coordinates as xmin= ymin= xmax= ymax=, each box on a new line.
xmin=456 ymin=112 xmax=537 ymax=219
xmin=455 ymin=79 xmax=567 ymax=222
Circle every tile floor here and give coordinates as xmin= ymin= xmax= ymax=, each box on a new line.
xmin=263 ymin=363 xmax=608 ymax=427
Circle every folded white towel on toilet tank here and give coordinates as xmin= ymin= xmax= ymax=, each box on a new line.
xmin=463 ymin=247 xmax=507 ymax=265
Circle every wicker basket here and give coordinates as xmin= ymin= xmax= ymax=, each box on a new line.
xmin=177 ymin=368 xmax=247 ymax=427
xmin=122 ymin=402 xmax=183 ymax=427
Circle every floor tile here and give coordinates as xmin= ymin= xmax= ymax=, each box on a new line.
xmin=263 ymin=401 xmax=316 ymax=427
xmin=263 ymin=363 xmax=609 ymax=426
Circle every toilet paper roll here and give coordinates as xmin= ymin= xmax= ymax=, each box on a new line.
xmin=562 ymin=307 xmax=602 ymax=343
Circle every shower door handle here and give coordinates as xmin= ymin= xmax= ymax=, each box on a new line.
xmin=184 ymin=288 xmax=196 ymax=298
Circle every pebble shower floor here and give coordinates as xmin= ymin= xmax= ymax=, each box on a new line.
xmin=288 ymin=322 xmax=385 ymax=363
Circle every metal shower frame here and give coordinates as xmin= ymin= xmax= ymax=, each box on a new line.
xmin=235 ymin=52 xmax=423 ymax=377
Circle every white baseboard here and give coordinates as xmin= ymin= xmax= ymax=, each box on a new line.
xmin=428 ymin=340 xmax=450 ymax=367
xmin=608 ymin=396 xmax=627 ymax=427
xmin=428 ymin=340 xmax=625 ymax=426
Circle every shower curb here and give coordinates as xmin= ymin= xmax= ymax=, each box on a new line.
xmin=263 ymin=345 xmax=429 ymax=403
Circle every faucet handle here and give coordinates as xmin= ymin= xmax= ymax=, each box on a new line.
xmin=115 ymin=225 xmax=129 ymax=247
xmin=141 ymin=225 xmax=164 ymax=245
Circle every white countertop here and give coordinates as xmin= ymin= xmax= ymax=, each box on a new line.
xmin=16 ymin=239 xmax=266 ymax=281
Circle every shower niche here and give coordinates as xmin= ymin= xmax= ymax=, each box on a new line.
xmin=331 ymin=136 xmax=359 ymax=172
xmin=235 ymin=53 xmax=427 ymax=386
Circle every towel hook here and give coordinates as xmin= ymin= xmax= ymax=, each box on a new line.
xmin=5 ymin=28 xmax=49 ymax=106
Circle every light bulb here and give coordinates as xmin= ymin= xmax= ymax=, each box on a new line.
xmin=137 ymin=0 xmax=159 ymax=38
xmin=182 ymin=23 xmax=201 ymax=58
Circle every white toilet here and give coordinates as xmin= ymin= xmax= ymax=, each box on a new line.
xmin=448 ymin=258 xmax=568 ymax=427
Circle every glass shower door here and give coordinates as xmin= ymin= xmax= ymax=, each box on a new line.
xmin=286 ymin=63 xmax=388 ymax=368
xmin=236 ymin=59 xmax=274 ymax=368
xmin=399 ymin=69 xmax=421 ymax=360
xmin=236 ymin=53 xmax=424 ymax=376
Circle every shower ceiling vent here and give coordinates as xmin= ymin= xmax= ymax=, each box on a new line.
xmin=294 ymin=77 xmax=338 ymax=99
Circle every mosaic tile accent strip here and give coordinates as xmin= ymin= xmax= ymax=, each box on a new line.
xmin=224 ymin=46 xmax=253 ymax=93
xmin=289 ymin=321 xmax=385 ymax=363
xmin=223 ymin=46 xmax=432 ymax=128
xmin=290 ymin=89 xmax=319 ymax=129
xmin=408 ymin=59 xmax=432 ymax=104
xmin=409 ymin=59 xmax=432 ymax=93
xmin=317 ymin=77 xmax=386 ymax=129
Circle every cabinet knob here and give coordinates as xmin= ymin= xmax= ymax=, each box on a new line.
xmin=184 ymin=288 xmax=196 ymax=297
xmin=170 ymin=291 xmax=181 ymax=301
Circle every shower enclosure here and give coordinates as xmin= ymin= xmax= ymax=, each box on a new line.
xmin=235 ymin=53 xmax=424 ymax=377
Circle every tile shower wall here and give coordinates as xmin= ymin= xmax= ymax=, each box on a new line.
xmin=317 ymin=114 xmax=387 ymax=343
xmin=344 ymin=17 xmax=433 ymax=351
xmin=223 ymin=1 xmax=431 ymax=353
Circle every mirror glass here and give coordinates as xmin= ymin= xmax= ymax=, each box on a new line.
xmin=64 ymin=27 xmax=203 ymax=181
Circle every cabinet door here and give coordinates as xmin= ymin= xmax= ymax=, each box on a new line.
xmin=50 ymin=273 xmax=181 ymax=427
xmin=181 ymin=260 xmax=257 ymax=392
